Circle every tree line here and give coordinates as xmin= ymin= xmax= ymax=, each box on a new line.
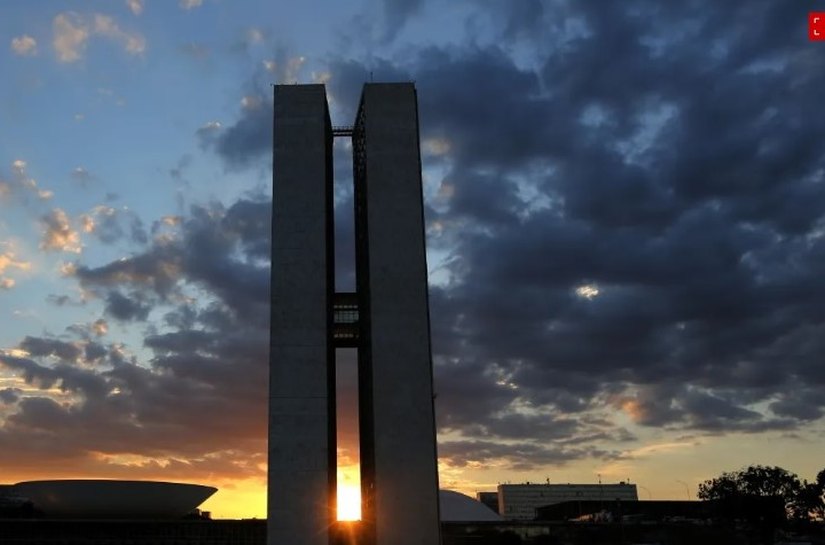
xmin=697 ymin=465 xmax=825 ymax=522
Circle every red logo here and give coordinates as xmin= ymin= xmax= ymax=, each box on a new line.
xmin=811 ymin=12 xmax=825 ymax=41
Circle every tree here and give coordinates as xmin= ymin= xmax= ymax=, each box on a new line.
xmin=697 ymin=465 xmax=801 ymax=520
xmin=818 ymin=469 xmax=825 ymax=520
xmin=793 ymin=469 xmax=824 ymax=522
xmin=737 ymin=466 xmax=801 ymax=501
xmin=697 ymin=471 xmax=742 ymax=502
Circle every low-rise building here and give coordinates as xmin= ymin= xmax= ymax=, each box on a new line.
xmin=497 ymin=482 xmax=638 ymax=520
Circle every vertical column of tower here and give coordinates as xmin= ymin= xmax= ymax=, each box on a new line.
xmin=354 ymin=83 xmax=441 ymax=545
xmin=270 ymin=84 xmax=336 ymax=545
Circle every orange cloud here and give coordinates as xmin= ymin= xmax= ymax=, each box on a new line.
xmin=39 ymin=209 xmax=82 ymax=253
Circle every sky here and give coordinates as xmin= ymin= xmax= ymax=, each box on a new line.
xmin=1 ymin=0 xmax=825 ymax=520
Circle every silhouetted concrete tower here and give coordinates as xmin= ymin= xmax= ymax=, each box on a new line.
xmin=270 ymin=83 xmax=441 ymax=545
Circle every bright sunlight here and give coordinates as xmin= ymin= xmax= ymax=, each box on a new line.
xmin=337 ymin=484 xmax=362 ymax=521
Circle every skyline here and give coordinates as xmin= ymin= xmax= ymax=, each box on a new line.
xmin=2 ymin=0 xmax=825 ymax=519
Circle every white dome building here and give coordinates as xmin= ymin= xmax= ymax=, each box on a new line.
xmin=439 ymin=490 xmax=502 ymax=522
xmin=12 ymin=480 xmax=216 ymax=519
xmin=8 ymin=480 xmax=500 ymax=522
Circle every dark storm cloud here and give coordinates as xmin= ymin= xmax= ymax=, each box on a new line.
xmin=66 ymin=318 xmax=109 ymax=340
xmin=214 ymin=100 xmax=272 ymax=168
xmin=0 ymin=355 xmax=66 ymax=392
xmin=197 ymin=0 xmax=825 ymax=469
xmin=104 ymin=291 xmax=152 ymax=322
xmin=5 ymin=0 xmax=822 ymax=478
xmin=532 ymin=2 xmax=825 ymax=234
xmin=84 ymin=341 xmax=108 ymax=362
xmin=770 ymin=389 xmax=825 ymax=422
xmin=19 ymin=336 xmax=82 ymax=362
xmin=334 ymin=0 xmax=825 ymax=458
xmin=71 ymin=198 xmax=271 ymax=319
xmin=0 ymin=198 xmax=274 ymax=478
xmin=73 ymin=246 xmax=182 ymax=296
xmin=0 ymin=388 xmax=21 ymax=404
xmin=438 ymin=439 xmax=616 ymax=471
xmin=381 ymin=0 xmax=424 ymax=39
xmin=181 ymin=203 xmax=270 ymax=319
xmin=334 ymin=192 xmax=356 ymax=291
xmin=0 ymin=346 xmax=266 ymax=469
xmin=208 ymin=47 xmax=327 ymax=169
xmin=212 ymin=56 xmax=410 ymax=167
xmin=221 ymin=199 xmax=270 ymax=261
xmin=325 ymin=58 xmax=411 ymax=122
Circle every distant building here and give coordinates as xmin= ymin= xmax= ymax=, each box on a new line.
xmin=497 ymin=482 xmax=639 ymax=520
xmin=476 ymin=491 xmax=499 ymax=514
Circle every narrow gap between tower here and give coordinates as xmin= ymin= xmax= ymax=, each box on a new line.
xmin=333 ymin=134 xmax=361 ymax=521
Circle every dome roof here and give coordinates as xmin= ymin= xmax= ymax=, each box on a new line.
xmin=13 ymin=480 xmax=216 ymax=519
xmin=439 ymin=490 xmax=502 ymax=522
xmin=12 ymin=481 xmax=497 ymax=521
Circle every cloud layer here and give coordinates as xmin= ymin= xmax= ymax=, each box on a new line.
xmin=2 ymin=0 xmax=824 ymax=485
xmin=209 ymin=0 xmax=825 ymax=470
xmin=1 ymin=199 xmax=271 ymax=480
xmin=52 ymin=12 xmax=145 ymax=63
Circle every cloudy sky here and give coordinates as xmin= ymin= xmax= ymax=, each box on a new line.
xmin=2 ymin=0 xmax=824 ymax=519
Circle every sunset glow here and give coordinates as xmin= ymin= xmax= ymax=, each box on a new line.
xmin=337 ymin=483 xmax=361 ymax=521
xmin=2 ymin=0 xmax=825 ymax=525
xmin=336 ymin=460 xmax=362 ymax=521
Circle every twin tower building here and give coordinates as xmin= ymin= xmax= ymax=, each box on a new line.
xmin=269 ymin=83 xmax=441 ymax=545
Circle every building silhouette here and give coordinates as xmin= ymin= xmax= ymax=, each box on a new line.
xmin=270 ymin=83 xmax=441 ymax=545
xmin=494 ymin=483 xmax=639 ymax=521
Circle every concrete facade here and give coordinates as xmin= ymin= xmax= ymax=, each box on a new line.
xmin=354 ymin=84 xmax=441 ymax=545
xmin=497 ymin=483 xmax=639 ymax=521
xmin=270 ymin=82 xmax=439 ymax=545
xmin=269 ymin=85 xmax=335 ymax=545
